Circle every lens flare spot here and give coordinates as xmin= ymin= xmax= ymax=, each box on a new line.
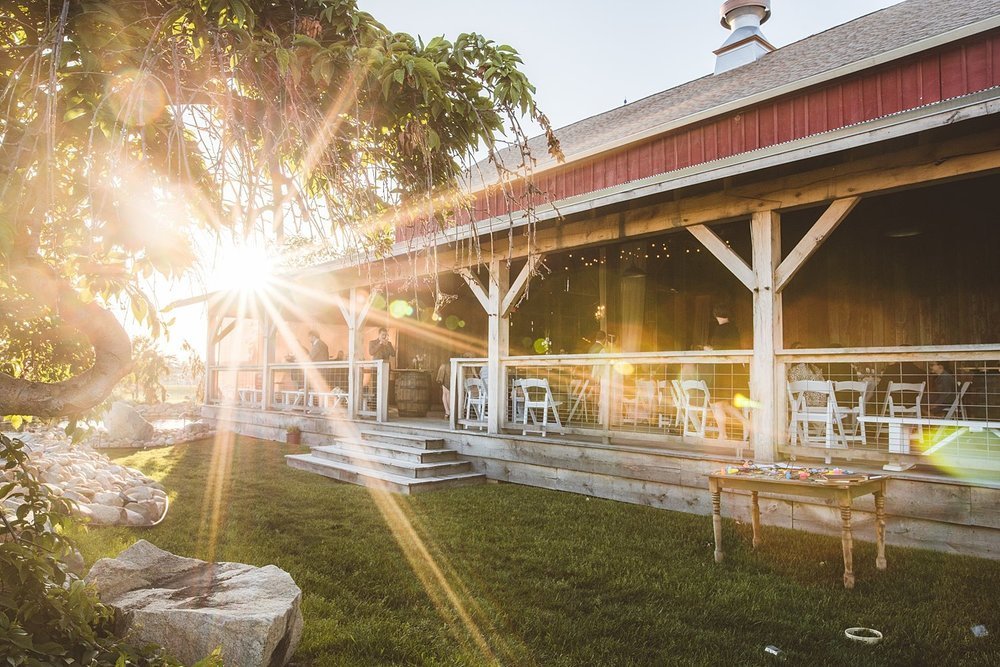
xmin=389 ymin=299 xmax=410 ymax=318
xmin=445 ymin=315 xmax=460 ymax=330
xmin=108 ymin=68 xmax=166 ymax=126
xmin=532 ymin=338 xmax=550 ymax=354
xmin=613 ymin=361 xmax=635 ymax=376
xmin=734 ymin=393 xmax=759 ymax=409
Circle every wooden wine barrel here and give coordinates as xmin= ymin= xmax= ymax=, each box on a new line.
xmin=395 ymin=370 xmax=432 ymax=417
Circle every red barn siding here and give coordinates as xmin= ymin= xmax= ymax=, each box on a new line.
xmin=397 ymin=30 xmax=1000 ymax=241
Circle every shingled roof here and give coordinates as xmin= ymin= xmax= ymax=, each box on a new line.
xmin=476 ymin=0 xmax=1000 ymax=185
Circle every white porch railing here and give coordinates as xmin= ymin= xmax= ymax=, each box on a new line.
xmin=207 ymin=359 xmax=389 ymax=422
xmin=450 ymin=352 xmax=753 ymax=445
xmin=776 ymin=345 xmax=1000 ymax=471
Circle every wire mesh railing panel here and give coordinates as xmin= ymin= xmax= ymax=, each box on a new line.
xmin=453 ymin=359 xmax=488 ymax=429
xmin=780 ymin=354 xmax=1000 ymax=466
xmin=207 ymin=367 xmax=263 ymax=407
xmin=501 ymin=353 xmax=752 ymax=440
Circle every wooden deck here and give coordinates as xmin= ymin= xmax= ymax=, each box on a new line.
xmin=203 ymin=404 xmax=1000 ymax=560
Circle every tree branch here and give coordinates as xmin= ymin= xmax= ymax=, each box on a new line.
xmin=0 ymin=255 xmax=132 ymax=417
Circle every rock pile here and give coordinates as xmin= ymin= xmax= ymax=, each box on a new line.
xmin=4 ymin=430 xmax=169 ymax=526
xmin=85 ymin=418 xmax=214 ymax=450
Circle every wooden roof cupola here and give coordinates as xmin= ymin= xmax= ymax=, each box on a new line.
xmin=714 ymin=0 xmax=776 ymax=74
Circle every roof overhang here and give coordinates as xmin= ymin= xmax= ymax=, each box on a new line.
xmin=291 ymin=86 xmax=1000 ymax=282
xmin=468 ymin=13 xmax=1000 ymax=191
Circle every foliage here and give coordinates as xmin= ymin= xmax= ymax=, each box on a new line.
xmin=180 ymin=340 xmax=206 ymax=403
xmin=77 ymin=439 xmax=1000 ymax=666
xmin=0 ymin=0 xmax=558 ymax=418
xmin=0 ymin=433 xmax=215 ymax=665
xmin=119 ymin=337 xmax=175 ymax=404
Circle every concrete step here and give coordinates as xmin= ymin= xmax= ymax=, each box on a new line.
xmin=285 ymin=454 xmax=485 ymax=495
xmin=310 ymin=445 xmax=472 ymax=478
xmin=333 ymin=438 xmax=457 ymax=463
xmin=358 ymin=429 xmax=445 ymax=450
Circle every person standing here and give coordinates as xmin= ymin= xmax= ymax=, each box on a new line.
xmin=587 ymin=331 xmax=608 ymax=354
xmin=307 ymin=330 xmax=329 ymax=362
xmin=436 ymin=360 xmax=452 ymax=418
xmin=707 ymin=305 xmax=740 ymax=349
xmin=368 ymin=327 xmax=396 ymax=363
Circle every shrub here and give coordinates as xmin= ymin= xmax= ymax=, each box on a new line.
xmin=0 ymin=433 xmax=216 ymax=666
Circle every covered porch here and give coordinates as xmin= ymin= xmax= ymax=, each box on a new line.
xmin=206 ymin=170 xmax=1000 ymax=475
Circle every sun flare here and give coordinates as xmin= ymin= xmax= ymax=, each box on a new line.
xmin=208 ymin=242 xmax=274 ymax=294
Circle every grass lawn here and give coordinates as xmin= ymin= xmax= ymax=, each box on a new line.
xmin=74 ymin=436 xmax=999 ymax=666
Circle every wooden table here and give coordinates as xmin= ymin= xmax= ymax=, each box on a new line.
xmin=708 ymin=473 xmax=888 ymax=589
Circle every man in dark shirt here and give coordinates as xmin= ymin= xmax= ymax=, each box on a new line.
xmin=928 ymin=361 xmax=957 ymax=417
xmin=708 ymin=305 xmax=741 ymax=349
xmin=369 ymin=327 xmax=396 ymax=362
xmin=307 ymin=330 xmax=329 ymax=362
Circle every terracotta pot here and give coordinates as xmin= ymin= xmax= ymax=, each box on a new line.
xmin=286 ymin=430 xmax=301 ymax=445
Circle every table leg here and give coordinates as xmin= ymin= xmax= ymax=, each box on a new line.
xmin=874 ymin=489 xmax=887 ymax=571
xmin=839 ymin=500 xmax=855 ymax=590
xmin=711 ymin=479 xmax=724 ymax=563
xmin=751 ymin=491 xmax=761 ymax=548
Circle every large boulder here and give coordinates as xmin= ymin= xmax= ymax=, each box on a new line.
xmin=86 ymin=540 xmax=302 ymax=666
xmin=104 ymin=402 xmax=155 ymax=442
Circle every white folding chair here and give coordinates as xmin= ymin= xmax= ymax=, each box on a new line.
xmin=788 ymin=380 xmax=846 ymax=460
xmin=567 ymin=378 xmax=591 ymax=423
xmin=656 ymin=380 xmax=679 ymax=428
xmin=878 ymin=381 xmax=925 ymax=442
xmin=669 ymin=380 xmax=686 ymax=429
xmin=833 ymin=380 xmax=870 ymax=446
xmin=517 ymin=378 xmax=563 ymax=436
xmin=679 ymin=379 xmax=715 ymax=438
xmin=622 ymin=379 xmax=657 ymax=425
xmin=942 ymin=381 xmax=971 ymax=421
xmin=464 ymin=377 xmax=487 ymax=428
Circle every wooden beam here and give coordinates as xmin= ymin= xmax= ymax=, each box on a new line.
xmin=774 ymin=196 xmax=860 ymax=292
xmin=213 ymin=320 xmax=236 ymax=343
xmin=307 ymin=129 xmax=1000 ymax=288
xmin=748 ymin=210 xmax=784 ymax=463
xmin=500 ymin=255 xmax=541 ymax=318
xmin=458 ymin=268 xmax=490 ymax=311
xmin=688 ymin=224 xmax=756 ymax=291
xmin=356 ymin=290 xmax=376 ymax=329
xmin=333 ymin=292 xmax=352 ymax=325
xmin=486 ymin=257 xmax=510 ymax=434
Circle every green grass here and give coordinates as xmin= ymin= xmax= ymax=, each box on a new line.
xmin=74 ymin=438 xmax=1000 ymax=666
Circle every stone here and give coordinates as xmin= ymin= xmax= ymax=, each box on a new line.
xmin=124 ymin=500 xmax=161 ymax=523
xmin=83 ymin=503 xmax=125 ymax=525
xmin=92 ymin=491 xmax=124 ymax=507
xmin=86 ymin=541 xmax=302 ymax=666
xmin=104 ymin=402 xmax=155 ymax=442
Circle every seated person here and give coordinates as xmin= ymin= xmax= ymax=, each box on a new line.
xmin=927 ymin=361 xmax=957 ymax=418
xmin=786 ymin=342 xmax=827 ymax=407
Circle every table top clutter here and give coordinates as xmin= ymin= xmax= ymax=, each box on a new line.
xmin=709 ymin=462 xmax=889 ymax=589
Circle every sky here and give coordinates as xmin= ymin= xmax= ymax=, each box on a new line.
xmin=360 ymin=0 xmax=902 ymax=135
xmin=160 ymin=0 xmax=903 ymax=357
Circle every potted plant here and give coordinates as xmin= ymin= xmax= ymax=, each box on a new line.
xmin=285 ymin=425 xmax=302 ymax=445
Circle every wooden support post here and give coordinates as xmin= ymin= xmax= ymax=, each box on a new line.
xmin=460 ymin=258 xmax=535 ymax=434
xmin=261 ymin=315 xmax=274 ymax=411
xmin=205 ymin=312 xmax=217 ymax=404
xmin=336 ymin=288 xmax=378 ymax=419
xmin=750 ymin=210 xmax=782 ymax=463
xmin=343 ymin=289 xmax=359 ymax=419
xmin=486 ymin=257 xmax=510 ymax=434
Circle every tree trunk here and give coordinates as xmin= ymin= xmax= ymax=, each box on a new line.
xmin=0 ymin=255 xmax=132 ymax=418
